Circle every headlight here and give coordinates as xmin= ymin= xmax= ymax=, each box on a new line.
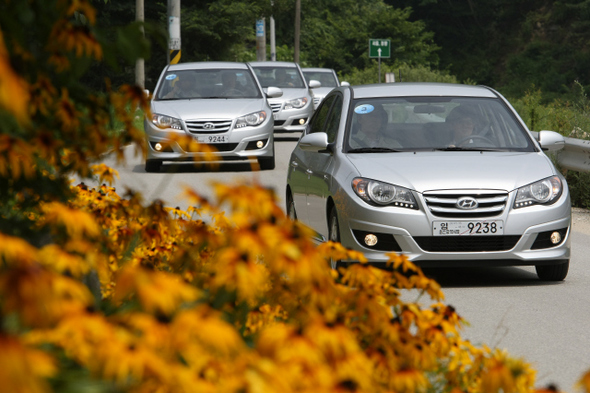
xmin=514 ymin=176 xmax=562 ymax=208
xmin=284 ymin=97 xmax=308 ymax=110
xmin=152 ymin=114 xmax=182 ymax=130
xmin=235 ymin=111 xmax=267 ymax=128
xmin=352 ymin=178 xmax=418 ymax=209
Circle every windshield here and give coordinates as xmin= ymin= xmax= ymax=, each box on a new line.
xmin=346 ymin=97 xmax=536 ymax=152
xmin=252 ymin=66 xmax=306 ymax=89
xmin=155 ymin=68 xmax=262 ymax=100
xmin=303 ymin=71 xmax=338 ymax=87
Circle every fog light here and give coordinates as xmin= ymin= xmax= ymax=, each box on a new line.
xmin=155 ymin=143 xmax=163 ymax=151
xmin=364 ymin=234 xmax=378 ymax=247
xmin=550 ymin=231 xmax=562 ymax=244
xmin=256 ymin=140 xmax=264 ymax=148
xmin=299 ymin=118 xmax=306 ymax=125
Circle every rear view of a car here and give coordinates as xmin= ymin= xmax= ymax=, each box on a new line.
xmin=144 ymin=62 xmax=275 ymax=172
xmin=250 ymin=61 xmax=316 ymax=132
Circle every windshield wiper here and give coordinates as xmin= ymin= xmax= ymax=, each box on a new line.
xmin=434 ymin=146 xmax=503 ymax=152
xmin=348 ymin=147 xmax=403 ymax=153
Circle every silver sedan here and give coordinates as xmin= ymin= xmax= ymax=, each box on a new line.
xmin=144 ymin=62 xmax=281 ymax=172
xmin=286 ymin=82 xmax=571 ymax=281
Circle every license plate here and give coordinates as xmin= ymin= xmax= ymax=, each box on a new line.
xmin=197 ymin=135 xmax=227 ymax=144
xmin=433 ymin=220 xmax=504 ymax=236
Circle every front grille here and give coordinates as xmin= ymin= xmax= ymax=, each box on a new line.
xmin=270 ymin=103 xmax=282 ymax=113
xmin=185 ymin=119 xmax=232 ymax=134
xmin=413 ymin=235 xmax=520 ymax=252
xmin=423 ymin=190 xmax=508 ymax=218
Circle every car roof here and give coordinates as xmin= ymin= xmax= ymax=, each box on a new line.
xmin=249 ymin=61 xmax=300 ymax=68
xmin=302 ymin=68 xmax=335 ymax=73
xmin=165 ymin=62 xmax=250 ymax=71
xmin=349 ymin=82 xmax=499 ymax=99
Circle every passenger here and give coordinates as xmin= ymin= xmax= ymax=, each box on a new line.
xmin=164 ymin=75 xmax=200 ymax=99
xmin=350 ymin=104 xmax=401 ymax=149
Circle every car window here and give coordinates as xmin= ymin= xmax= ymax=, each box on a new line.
xmin=308 ymin=95 xmax=336 ymax=134
xmin=252 ymin=67 xmax=305 ymax=88
xmin=155 ymin=69 xmax=262 ymax=100
xmin=346 ymin=97 xmax=535 ymax=152
xmin=324 ymin=94 xmax=343 ymax=143
xmin=303 ymin=72 xmax=338 ymax=87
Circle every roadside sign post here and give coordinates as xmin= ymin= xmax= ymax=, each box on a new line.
xmin=369 ymin=39 xmax=391 ymax=83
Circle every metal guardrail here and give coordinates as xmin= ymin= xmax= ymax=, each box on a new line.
xmin=531 ymin=131 xmax=590 ymax=172
xmin=556 ymin=136 xmax=590 ymax=173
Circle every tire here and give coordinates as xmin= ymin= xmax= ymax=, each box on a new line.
xmin=286 ymin=192 xmax=297 ymax=220
xmin=258 ymin=155 xmax=275 ymax=170
xmin=328 ymin=207 xmax=340 ymax=270
xmin=145 ymin=160 xmax=162 ymax=173
xmin=535 ymin=260 xmax=569 ymax=281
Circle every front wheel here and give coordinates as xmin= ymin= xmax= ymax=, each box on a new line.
xmin=145 ymin=159 xmax=162 ymax=173
xmin=328 ymin=207 xmax=340 ymax=270
xmin=535 ymin=260 xmax=569 ymax=281
xmin=258 ymin=155 xmax=275 ymax=170
xmin=286 ymin=191 xmax=297 ymax=220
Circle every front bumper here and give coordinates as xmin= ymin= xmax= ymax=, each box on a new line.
xmin=270 ymin=104 xmax=313 ymax=132
xmin=144 ymin=119 xmax=274 ymax=162
xmin=335 ymin=186 xmax=572 ymax=267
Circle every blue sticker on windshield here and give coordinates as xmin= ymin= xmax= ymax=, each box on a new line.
xmin=165 ymin=74 xmax=177 ymax=80
xmin=355 ymin=104 xmax=374 ymax=114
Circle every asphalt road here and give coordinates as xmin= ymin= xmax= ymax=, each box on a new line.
xmin=81 ymin=134 xmax=590 ymax=393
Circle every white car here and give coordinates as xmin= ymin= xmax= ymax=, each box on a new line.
xmin=286 ymin=82 xmax=571 ymax=281
xmin=144 ymin=61 xmax=281 ymax=172
xmin=302 ymin=67 xmax=349 ymax=109
xmin=250 ymin=61 xmax=319 ymax=132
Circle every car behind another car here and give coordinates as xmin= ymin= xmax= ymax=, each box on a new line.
xmin=250 ymin=61 xmax=318 ymax=133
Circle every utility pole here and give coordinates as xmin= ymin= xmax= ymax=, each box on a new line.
xmin=135 ymin=0 xmax=144 ymax=89
xmin=270 ymin=15 xmax=276 ymax=61
xmin=256 ymin=19 xmax=266 ymax=61
xmin=294 ymin=0 xmax=300 ymax=63
xmin=168 ymin=0 xmax=181 ymax=64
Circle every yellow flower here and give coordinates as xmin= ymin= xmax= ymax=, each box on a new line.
xmin=91 ymin=163 xmax=119 ymax=186
xmin=0 ymin=334 xmax=56 ymax=393
xmin=0 ymin=233 xmax=37 ymax=266
xmin=41 ymin=201 xmax=100 ymax=239
xmin=0 ymin=31 xmax=30 ymax=124
xmin=578 ymin=369 xmax=590 ymax=393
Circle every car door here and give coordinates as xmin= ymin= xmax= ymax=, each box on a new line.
xmin=288 ymin=95 xmax=336 ymax=226
xmin=305 ymin=94 xmax=343 ymax=236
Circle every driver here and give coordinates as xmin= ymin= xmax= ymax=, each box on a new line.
xmin=221 ymin=72 xmax=242 ymax=96
xmin=446 ymin=106 xmax=479 ymax=146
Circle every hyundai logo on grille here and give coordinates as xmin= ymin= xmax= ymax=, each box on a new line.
xmin=456 ymin=197 xmax=478 ymax=209
xmin=203 ymin=123 xmax=215 ymax=129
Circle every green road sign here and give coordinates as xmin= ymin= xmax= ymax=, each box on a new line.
xmin=369 ymin=39 xmax=391 ymax=58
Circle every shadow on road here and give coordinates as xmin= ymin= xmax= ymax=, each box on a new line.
xmin=420 ymin=266 xmax=563 ymax=288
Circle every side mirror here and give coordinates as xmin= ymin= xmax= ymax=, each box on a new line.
xmin=538 ymin=130 xmax=565 ymax=151
xmin=308 ymin=80 xmax=321 ymax=89
xmin=299 ymin=132 xmax=329 ymax=152
xmin=266 ymin=86 xmax=283 ymax=98
xmin=340 ymin=81 xmax=350 ymax=86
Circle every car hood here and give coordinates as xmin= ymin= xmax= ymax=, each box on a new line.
xmin=346 ymin=151 xmax=556 ymax=193
xmin=266 ymin=88 xmax=310 ymax=103
xmin=151 ymin=99 xmax=265 ymax=120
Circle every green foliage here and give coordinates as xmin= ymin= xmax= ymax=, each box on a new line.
xmin=342 ymin=62 xmax=458 ymax=86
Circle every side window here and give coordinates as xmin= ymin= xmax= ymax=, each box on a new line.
xmin=324 ymin=94 xmax=343 ymax=143
xmin=308 ymin=95 xmax=336 ymax=134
